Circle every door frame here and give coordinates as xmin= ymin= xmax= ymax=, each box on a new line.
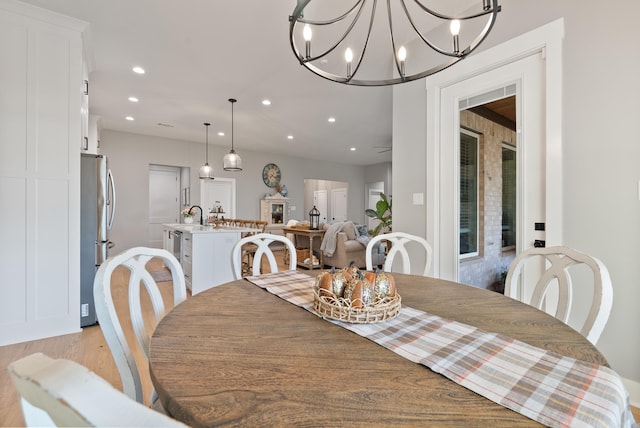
xmin=425 ymin=19 xmax=564 ymax=280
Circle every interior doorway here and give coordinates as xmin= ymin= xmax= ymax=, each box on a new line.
xmin=148 ymin=165 xmax=180 ymax=248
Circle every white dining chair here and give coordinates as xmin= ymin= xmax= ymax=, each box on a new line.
xmin=504 ymin=246 xmax=613 ymax=345
xmin=8 ymin=352 xmax=187 ymax=427
xmin=366 ymin=232 xmax=433 ymax=277
xmin=93 ymin=247 xmax=187 ymax=407
xmin=232 ymin=233 xmax=297 ymax=279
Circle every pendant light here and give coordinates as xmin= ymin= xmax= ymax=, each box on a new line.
xmin=199 ymin=122 xmax=214 ymax=179
xmin=223 ymin=98 xmax=242 ymax=171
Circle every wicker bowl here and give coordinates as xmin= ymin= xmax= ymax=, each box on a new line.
xmin=313 ymin=289 xmax=401 ymax=324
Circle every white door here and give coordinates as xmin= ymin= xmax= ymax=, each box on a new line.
xmin=331 ymin=188 xmax=348 ymax=222
xmin=313 ymin=190 xmax=328 ymax=223
xmin=149 ymin=165 xmax=180 ymax=248
xmin=438 ymin=53 xmax=545 ymax=282
xmin=201 ymin=178 xmax=236 ymax=220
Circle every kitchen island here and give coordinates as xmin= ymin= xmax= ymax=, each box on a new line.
xmin=163 ymin=224 xmax=259 ymax=295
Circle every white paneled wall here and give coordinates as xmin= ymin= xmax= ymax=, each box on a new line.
xmin=0 ymin=0 xmax=87 ymax=345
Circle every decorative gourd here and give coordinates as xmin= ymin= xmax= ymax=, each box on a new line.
xmin=343 ymin=271 xmax=374 ymax=308
xmin=317 ymin=267 xmax=348 ymax=299
xmin=363 ymin=270 xmax=377 ymax=286
xmin=371 ymin=268 xmax=396 ymax=299
xmin=345 ymin=261 xmax=360 ymax=279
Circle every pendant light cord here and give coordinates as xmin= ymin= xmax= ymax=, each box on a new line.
xmin=204 ymin=122 xmax=210 ymax=161
xmin=229 ymin=98 xmax=236 ymax=152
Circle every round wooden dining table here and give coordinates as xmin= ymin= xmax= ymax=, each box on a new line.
xmin=149 ymin=272 xmax=608 ymax=427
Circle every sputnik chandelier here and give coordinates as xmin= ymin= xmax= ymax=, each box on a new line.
xmin=289 ymin=0 xmax=501 ymax=86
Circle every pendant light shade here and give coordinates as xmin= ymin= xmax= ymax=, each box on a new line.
xmin=199 ymin=122 xmax=214 ymax=180
xmin=223 ymin=98 xmax=242 ymax=171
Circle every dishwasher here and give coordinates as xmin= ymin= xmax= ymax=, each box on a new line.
xmin=172 ymin=230 xmax=183 ymax=265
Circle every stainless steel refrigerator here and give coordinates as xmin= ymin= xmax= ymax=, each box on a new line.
xmin=80 ymin=154 xmax=116 ymax=326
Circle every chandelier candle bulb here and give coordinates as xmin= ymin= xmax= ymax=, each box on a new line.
xmin=398 ymin=46 xmax=407 ymax=77
xmin=450 ymin=20 xmax=461 ymax=54
xmin=303 ymin=24 xmax=312 ymax=59
xmin=345 ymin=48 xmax=353 ymax=78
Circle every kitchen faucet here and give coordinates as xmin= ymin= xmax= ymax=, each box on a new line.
xmin=188 ymin=205 xmax=204 ymax=225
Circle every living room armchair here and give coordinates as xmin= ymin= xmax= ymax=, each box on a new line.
xmin=312 ymin=221 xmax=385 ymax=269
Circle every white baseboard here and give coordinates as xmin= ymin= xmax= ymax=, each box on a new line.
xmin=623 ymin=377 xmax=640 ymax=407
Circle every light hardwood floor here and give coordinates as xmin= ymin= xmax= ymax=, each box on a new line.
xmin=1 ymin=254 xmax=639 ymax=426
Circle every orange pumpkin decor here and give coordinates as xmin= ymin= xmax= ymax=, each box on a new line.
xmin=313 ymin=266 xmax=401 ymax=324
xmin=316 ymin=265 xmax=395 ymax=309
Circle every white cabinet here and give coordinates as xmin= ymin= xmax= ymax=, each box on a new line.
xmin=0 ymin=0 xmax=89 ymax=345
xmin=261 ymin=194 xmax=290 ymax=225
xmin=80 ymin=59 xmax=90 ymax=152
xmin=163 ymin=225 xmax=243 ymax=295
xmin=185 ymin=231 xmax=241 ymax=294
xmin=162 ymin=228 xmax=174 ymax=254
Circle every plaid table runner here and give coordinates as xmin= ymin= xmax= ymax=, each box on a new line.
xmin=246 ymin=271 xmax=637 ymax=428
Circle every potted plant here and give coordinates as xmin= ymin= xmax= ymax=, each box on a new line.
xmin=365 ymin=193 xmax=392 ymax=236
xmin=181 ymin=207 xmax=194 ymax=224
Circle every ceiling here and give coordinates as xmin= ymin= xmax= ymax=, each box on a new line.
xmin=20 ymin=0 xmax=491 ymax=166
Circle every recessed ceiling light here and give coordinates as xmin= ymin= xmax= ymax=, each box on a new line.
xmin=218 ymin=132 xmax=225 ymax=137
xmin=262 ymin=99 xmax=271 ymax=106
xmin=125 ymin=116 xmax=134 ymax=121
xmin=287 ymin=135 xmax=294 ymax=140
xmin=128 ymin=96 xmax=139 ymax=102
xmin=350 ymin=147 xmax=356 ymax=151
xmin=328 ymin=117 xmax=336 ymax=123
xmin=132 ymin=66 xmax=145 ymax=74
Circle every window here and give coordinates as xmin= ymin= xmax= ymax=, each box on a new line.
xmin=502 ymin=143 xmax=516 ymax=248
xmin=460 ymin=129 xmax=479 ymax=258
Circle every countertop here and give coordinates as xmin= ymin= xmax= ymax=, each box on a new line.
xmin=163 ymin=223 xmax=260 ymax=234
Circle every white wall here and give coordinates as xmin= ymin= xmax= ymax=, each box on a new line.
xmin=392 ymin=0 xmax=640 ymax=396
xmin=101 ymin=130 xmax=369 ymax=252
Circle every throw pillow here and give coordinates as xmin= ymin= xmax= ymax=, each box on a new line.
xmin=355 ymin=224 xmax=369 ymax=237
